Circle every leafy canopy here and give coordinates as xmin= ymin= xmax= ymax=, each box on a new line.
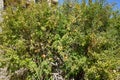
xmin=0 ymin=0 xmax=120 ymax=80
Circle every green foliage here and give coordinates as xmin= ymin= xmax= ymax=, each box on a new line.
xmin=0 ymin=1 xmax=120 ymax=80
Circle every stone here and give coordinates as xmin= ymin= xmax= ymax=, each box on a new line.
xmin=0 ymin=0 xmax=4 ymax=10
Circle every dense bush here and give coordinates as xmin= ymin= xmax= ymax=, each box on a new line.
xmin=0 ymin=1 xmax=120 ymax=80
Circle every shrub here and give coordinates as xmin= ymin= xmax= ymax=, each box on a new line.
xmin=0 ymin=1 xmax=120 ymax=80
